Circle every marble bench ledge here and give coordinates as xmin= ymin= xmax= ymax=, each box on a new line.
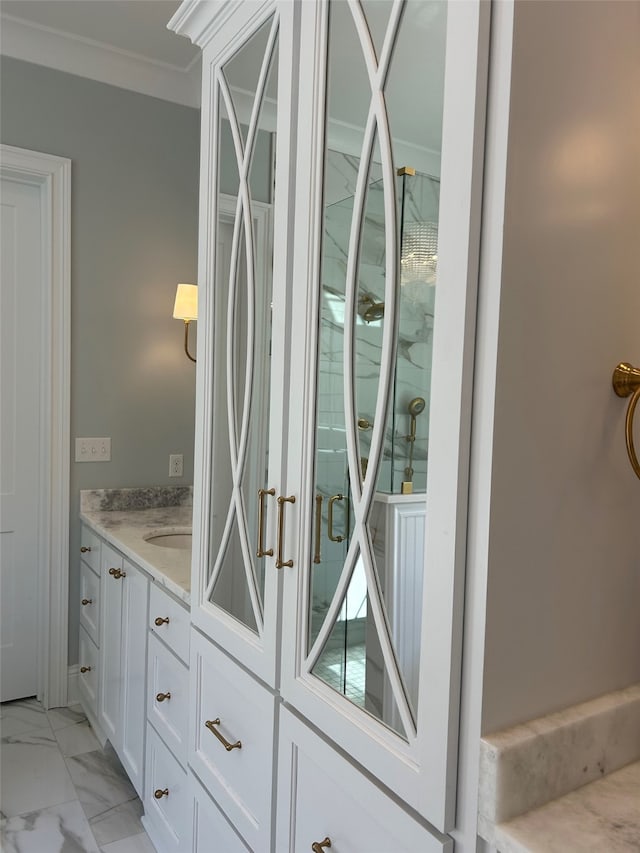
xmin=478 ymin=682 xmax=640 ymax=845
xmin=493 ymin=760 xmax=640 ymax=853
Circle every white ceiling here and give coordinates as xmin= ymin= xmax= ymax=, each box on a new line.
xmin=0 ymin=0 xmax=201 ymax=106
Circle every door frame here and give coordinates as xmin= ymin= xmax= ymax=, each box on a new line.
xmin=1 ymin=143 xmax=71 ymax=709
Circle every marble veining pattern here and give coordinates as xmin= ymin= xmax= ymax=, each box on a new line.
xmin=80 ymin=505 xmax=192 ymax=602
xmin=494 ymin=761 xmax=640 ymax=853
xmin=66 ymin=744 xmax=138 ymax=821
xmin=80 ymin=486 xmax=192 ymax=514
xmin=0 ymin=699 xmax=152 ymax=852
xmin=0 ymin=800 xmax=100 ymax=853
xmin=479 ymin=683 xmax=640 ymax=845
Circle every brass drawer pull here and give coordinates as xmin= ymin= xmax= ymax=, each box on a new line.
xmin=256 ymin=487 xmax=275 ymax=557
xmin=156 ymin=692 xmax=171 ymax=703
xmin=327 ymin=494 xmax=345 ymax=543
xmin=275 ymin=495 xmax=296 ymax=569
xmin=108 ymin=567 xmax=125 ymax=579
xmin=154 ymin=616 xmax=170 ymax=626
xmin=205 ymin=718 xmax=241 ymax=751
xmin=154 ymin=788 xmax=169 ymax=799
xmin=313 ymin=495 xmax=323 ymax=564
xmin=80 ymin=546 xmax=91 ymax=553
xmin=80 ymin=666 xmax=91 ymax=673
xmin=311 ymin=838 xmax=331 ymax=852
xmin=81 ymin=598 xmax=93 ymax=606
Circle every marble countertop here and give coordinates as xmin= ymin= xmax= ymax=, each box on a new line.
xmin=80 ymin=504 xmax=192 ymax=605
xmin=494 ymin=760 xmax=640 ymax=852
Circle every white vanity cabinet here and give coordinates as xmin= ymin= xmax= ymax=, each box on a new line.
xmin=171 ymin=0 xmax=487 ymax=846
xmin=78 ymin=533 xmax=101 ymax=722
xmin=98 ymin=542 xmax=149 ymax=797
xmin=143 ymin=584 xmax=191 ymax=853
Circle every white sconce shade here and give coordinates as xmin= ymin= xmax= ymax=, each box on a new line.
xmin=173 ymin=283 xmax=198 ymax=321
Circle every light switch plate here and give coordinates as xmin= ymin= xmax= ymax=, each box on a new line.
xmin=75 ymin=437 xmax=111 ymax=462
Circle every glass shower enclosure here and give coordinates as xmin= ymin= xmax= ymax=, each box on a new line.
xmin=310 ymin=157 xmax=439 ymax=733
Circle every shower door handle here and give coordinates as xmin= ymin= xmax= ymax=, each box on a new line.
xmin=327 ymin=494 xmax=345 ymax=543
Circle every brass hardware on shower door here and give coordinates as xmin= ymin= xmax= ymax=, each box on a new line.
xmin=327 ymin=494 xmax=346 ymax=543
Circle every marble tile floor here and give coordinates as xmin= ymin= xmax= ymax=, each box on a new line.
xmin=0 ymin=698 xmax=155 ymax=853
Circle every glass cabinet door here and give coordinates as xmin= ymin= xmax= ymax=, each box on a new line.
xmin=282 ymin=0 xmax=488 ymax=831
xmin=191 ymin=1 xmax=296 ymax=686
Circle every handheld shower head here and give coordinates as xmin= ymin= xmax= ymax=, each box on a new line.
xmin=408 ymin=397 xmax=426 ymax=417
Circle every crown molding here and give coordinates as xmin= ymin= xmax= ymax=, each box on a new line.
xmin=168 ymin=0 xmax=272 ymax=50
xmin=0 ymin=13 xmax=201 ymax=108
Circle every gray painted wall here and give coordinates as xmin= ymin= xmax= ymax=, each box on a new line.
xmin=482 ymin=0 xmax=640 ymax=733
xmin=1 ymin=57 xmax=200 ymax=664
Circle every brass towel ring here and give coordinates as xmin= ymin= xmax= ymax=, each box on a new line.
xmin=612 ymin=362 xmax=640 ymax=480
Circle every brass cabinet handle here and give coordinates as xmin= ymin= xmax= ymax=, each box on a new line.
xmin=80 ymin=546 xmax=91 ymax=553
xmin=154 ymin=616 xmax=170 ymax=626
xmin=156 ymin=692 xmax=171 ymax=702
xmin=314 ymin=495 xmax=323 ymax=564
xmin=108 ymin=567 xmax=117 ymax=576
xmin=256 ymin=487 xmax=275 ymax=557
xmin=311 ymin=838 xmax=331 ymax=852
xmin=327 ymin=494 xmax=345 ymax=543
xmin=81 ymin=598 xmax=93 ymax=606
xmin=275 ymin=495 xmax=296 ymax=568
xmin=80 ymin=666 xmax=91 ymax=673
xmin=108 ymin=567 xmax=125 ymax=579
xmin=154 ymin=788 xmax=169 ymax=799
xmin=205 ymin=718 xmax=241 ymax=751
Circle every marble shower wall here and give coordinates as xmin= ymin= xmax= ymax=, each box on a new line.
xmin=318 ymin=150 xmax=439 ymax=497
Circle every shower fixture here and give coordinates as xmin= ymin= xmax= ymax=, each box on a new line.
xmin=358 ymin=294 xmax=385 ymax=323
xmin=402 ymin=397 xmax=426 ymax=494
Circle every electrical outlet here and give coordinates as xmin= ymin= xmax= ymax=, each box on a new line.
xmin=75 ymin=437 xmax=111 ymax=462
xmin=169 ymin=454 xmax=183 ymax=477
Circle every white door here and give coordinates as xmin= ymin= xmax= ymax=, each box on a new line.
xmin=0 ymin=177 xmax=43 ymax=702
xmin=281 ymin=0 xmax=488 ymax=831
xmin=190 ymin=0 xmax=297 ymax=686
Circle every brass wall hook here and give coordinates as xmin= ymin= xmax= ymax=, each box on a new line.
xmin=612 ymin=362 xmax=640 ymax=480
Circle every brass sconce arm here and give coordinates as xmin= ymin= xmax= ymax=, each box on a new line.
xmin=612 ymin=362 xmax=640 ymax=480
xmin=183 ymin=319 xmax=196 ymax=363
xmin=173 ymin=283 xmax=197 ymax=364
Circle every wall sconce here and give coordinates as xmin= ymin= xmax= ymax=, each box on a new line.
xmin=612 ymin=362 xmax=640 ymax=479
xmin=173 ymin=283 xmax=197 ymax=363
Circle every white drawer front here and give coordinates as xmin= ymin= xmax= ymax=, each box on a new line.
xmin=79 ymin=560 xmax=100 ymax=644
xmin=149 ymin=583 xmax=189 ymax=664
xmin=147 ymin=632 xmax=189 ymax=767
xmin=79 ymin=525 xmax=101 ymax=575
xmin=276 ymin=708 xmax=452 ymax=853
xmin=190 ymin=630 xmax=275 ymax=853
xmin=77 ymin=627 xmax=99 ymax=717
xmin=144 ymin=724 xmax=190 ymax=853
xmin=191 ymin=772 xmax=249 ymax=852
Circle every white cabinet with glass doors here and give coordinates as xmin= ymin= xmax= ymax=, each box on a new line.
xmin=171 ymin=0 xmax=488 ymax=845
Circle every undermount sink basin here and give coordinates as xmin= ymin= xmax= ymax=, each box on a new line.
xmin=144 ymin=528 xmax=192 ymax=550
